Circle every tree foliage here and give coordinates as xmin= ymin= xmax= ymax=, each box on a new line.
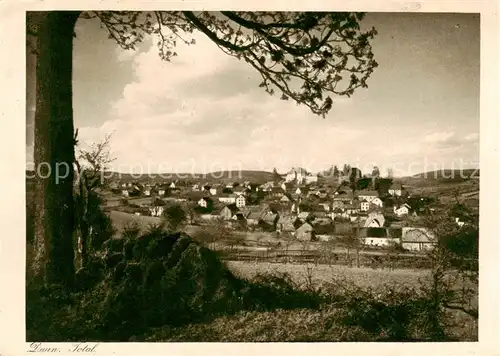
xmin=163 ymin=204 xmax=187 ymax=231
xmin=74 ymin=131 xmax=116 ymax=266
xmin=77 ymin=11 xmax=377 ymax=117
xmin=26 ymin=11 xmax=378 ymax=286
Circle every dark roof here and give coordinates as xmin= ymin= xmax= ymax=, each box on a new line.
xmin=359 ymin=227 xmax=388 ymax=238
xmin=357 ymin=190 xmax=379 ymax=197
xmin=246 ymin=211 xmax=261 ymax=220
xmin=389 ymin=228 xmax=403 ymax=238
xmin=222 ymin=204 xmax=240 ymax=214
xmin=261 ymin=212 xmax=278 ymax=223
xmin=334 ymin=223 xmax=354 ymax=235
xmin=278 ymin=215 xmax=299 ymax=224
xmin=314 ymin=223 xmax=335 ymax=234
xmin=219 ymin=193 xmax=236 ymax=198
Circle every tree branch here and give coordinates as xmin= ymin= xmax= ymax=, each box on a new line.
xmin=221 ymin=11 xmax=336 ymax=56
xmin=182 ymin=11 xmax=257 ymax=52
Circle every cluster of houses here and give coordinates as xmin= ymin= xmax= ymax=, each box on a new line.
xmin=107 ymin=168 xmax=443 ymax=252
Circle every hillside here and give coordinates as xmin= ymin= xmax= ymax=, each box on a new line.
xmin=408 ymin=169 xmax=479 ymax=181
xmin=98 ymin=170 xmax=276 ymax=184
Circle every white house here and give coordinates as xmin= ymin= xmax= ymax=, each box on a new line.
xmin=318 ymin=203 xmax=331 ymax=212
xmin=209 ymin=187 xmax=219 ymax=196
xmin=371 ymin=197 xmax=384 ymax=208
xmin=192 ymin=184 xmax=200 ymax=191
xmin=233 ymin=187 xmax=246 ymax=196
xmin=455 ymin=217 xmax=465 ymax=227
xmin=363 ymin=212 xmax=385 ymax=228
xmin=394 ymin=203 xmax=411 ymax=217
xmin=280 ymin=194 xmax=292 ymax=203
xmin=143 ymin=188 xmax=151 ymax=196
xmin=401 ymin=227 xmax=436 ymax=251
xmin=295 ymin=187 xmax=302 ymax=195
xmin=388 ymin=184 xmax=403 ymax=197
xmin=169 ymin=182 xmax=176 ymax=189
xmin=158 ymin=189 xmax=165 ymax=196
xmin=121 ymin=189 xmax=129 ymax=197
xmin=219 ymin=194 xmax=237 ymax=204
xmin=360 ymin=199 xmax=370 ymax=212
xmin=236 ymin=195 xmax=246 ymax=208
xmin=360 ymin=228 xmax=399 ymax=247
xmin=296 ymin=222 xmax=314 ymax=241
xmin=331 ymin=207 xmax=349 ymax=220
xmin=344 ymin=202 xmax=360 ymax=216
xmin=357 ymin=191 xmax=379 ymax=203
xmin=285 ymin=167 xmax=308 ymax=184
xmin=198 ymin=197 xmax=212 ymax=208
xmin=149 ymin=206 xmax=164 ymax=217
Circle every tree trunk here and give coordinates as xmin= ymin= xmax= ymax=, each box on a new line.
xmin=32 ymin=11 xmax=81 ymax=287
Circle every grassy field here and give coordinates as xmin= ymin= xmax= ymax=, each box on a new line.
xmin=227 ymin=261 xmax=429 ymax=289
xmin=109 ymin=210 xmax=162 ymax=235
xmin=142 ymin=305 xmax=477 ymax=342
xmin=140 ymin=260 xmax=478 ymax=342
xmin=107 ymin=211 xmax=431 ymax=269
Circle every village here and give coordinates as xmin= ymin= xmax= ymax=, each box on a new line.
xmin=100 ymin=166 xmax=477 ymax=255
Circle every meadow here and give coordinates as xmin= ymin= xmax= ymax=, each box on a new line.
xmin=227 ymin=261 xmax=429 ymax=289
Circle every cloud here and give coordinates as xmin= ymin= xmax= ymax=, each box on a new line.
xmin=464 ymin=132 xmax=479 ymax=142
xmin=64 ymin=19 xmax=479 ymax=174
xmin=424 ymin=131 xmax=456 ymax=144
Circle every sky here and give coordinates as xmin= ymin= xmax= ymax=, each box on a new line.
xmin=26 ymin=12 xmax=480 ymax=177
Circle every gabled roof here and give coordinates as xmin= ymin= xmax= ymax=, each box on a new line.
xmin=359 ymin=227 xmax=388 ymax=238
xmin=261 ymin=211 xmax=278 ymax=223
xmin=344 ymin=203 xmax=360 ymax=210
xmin=219 ymin=193 xmax=237 ymax=198
xmin=280 ymin=194 xmax=293 ymax=201
xmin=364 ymin=218 xmax=382 ymax=228
xmin=389 ymin=228 xmax=403 ymax=238
xmin=357 ymin=190 xmax=379 ymax=197
xmin=287 ymin=167 xmax=308 ymax=175
xmin=278 ymin=215 xmax=299 ymax=224
xmin=296 ymin=221 xmax=313 ymax=232
xmin=334 ymin=193 xmax=354 ymax=200
xmin=313 ymin=211 xmax=328 ymax=218
xmin=246 ymin=211 xmax=262 ymax=220
xmin=298 ymin=212 xmax=311 ymax=219
xmin=221 ymin=203 xmax=240 ymax=214
xmin=313 ymin=223 xmax=335 ymax=234
xmin=401 ymin=227 xmax=435 ymax=243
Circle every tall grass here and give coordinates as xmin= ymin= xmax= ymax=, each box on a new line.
xmin=26 ymin=224 xmax=477 ymax=342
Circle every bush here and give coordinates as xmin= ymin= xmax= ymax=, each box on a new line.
xmin=27 ymin=224 xmax=473 ymax=341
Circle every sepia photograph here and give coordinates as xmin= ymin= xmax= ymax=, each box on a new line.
xmin=24 ymin=9 xmax=483 ymax=343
